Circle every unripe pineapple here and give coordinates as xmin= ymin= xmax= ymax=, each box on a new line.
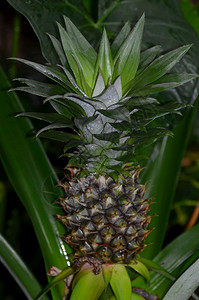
xmin=57 ymin=169 xmax=151 ymax=264
xmin=13 ymin=14 xmax=198 ymax=299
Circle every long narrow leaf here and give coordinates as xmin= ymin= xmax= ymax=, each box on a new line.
xmin=129 ymin=45 xmax=192 ymax=92
xmin=94 ymin=28 xmax=113 ymax=86
xmin=64 ymin=16 xmax=97 ymax=67
xmin=141 ymin=96 xmax=199 ymax=259
xmin=114 ymin=14 xmax=145 ymax=90
xmin=0 ymin=67 xmax=69 ymax=299
xmin=163 ymin=259 xmax=199 ymax=300
xmin=132 ymin=224 xmax=199 ymax=298
xmin=110 ymin=264 xmax=132 ymax=300
xmin=0 ymin=234 xmax=49 ymax=300
xmin=36 ymin=266 xmax=76 ymax=300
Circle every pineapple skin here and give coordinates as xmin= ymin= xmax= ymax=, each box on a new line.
xmin=57 ymin=169 xmax=151 ymax=264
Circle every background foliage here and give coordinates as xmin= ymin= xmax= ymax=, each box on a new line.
xmin=1 ymin=0 xmax=199 ymax=299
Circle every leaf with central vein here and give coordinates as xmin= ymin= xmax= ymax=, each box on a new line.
xmin=94 ymin=28 xmax=113 ymax=86
xmin=139 ymin=45 xmax=161 ymax=69
xmin=110 ymin=264 xmax=132 ymax=300
xmin=17 ymin=112 xmax=72 ymax=124
xmin=114 ymin=13 xmax=145 ymax=92
xmin=39 ymin=130 xmax=80 ymax=143
xmin=111 ymin=21 xmax=131 ymax=57
xmin=10 ymin=58 xmax=74 ymax=91
xmin=163 ymin=259 xmax=199 ymax=300
xmin=64 ymin=16 xmax=97 ymax=67
xmin=131 ymin=73 xmax=198 ymax=96
xmin=128 ymin=45 xmax=192 ymax=93
xmin=13 ymin=78 xmax=66 ymax=98
xmin=58 ymin=23 xmax=94 ymax=91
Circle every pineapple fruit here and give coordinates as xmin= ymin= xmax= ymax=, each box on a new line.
xmin=13 ymin=14 xmax=198 ymax=300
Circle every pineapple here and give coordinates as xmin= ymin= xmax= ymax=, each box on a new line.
xmin=13 ymin=14 xmax=197 ymax=299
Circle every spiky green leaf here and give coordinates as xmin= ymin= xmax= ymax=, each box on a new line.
xmin=10 ymin=58 xmax=74 ymax=91
xmin=64 ymin=16 xmax=97 ymax=68
xmin=58 ymin=23 xmax=94 ymax=93
xmin=110 ymin=264 xmax=132 ymax=300
xmin=163 ymin=259 xmax=199 ymax=300
xmin=17 ymin=112 xmax=72 ymax=124
xmin=128 ymin=44 xmax=192 ymax=93
xmin=129 ymin=260 xmax=150 ymax=284
xmin=111 ymin=22 xmax=131 ymax=56
xmin=12 ymin=78 xmax=66 ymax=98
xmin=36 ymin=266 xmax=76 ymax=300
xmin=114 ymin=14 xmax=145 ymax=91
xmin=94 ymin=29 xmax=113 ymax=86
xmin=131 ymin=73 xmax=198 ymax=96
xmin=139 ymin=45 xmax=161 ymax=69
xmin=39 ymin=130 xmax=80 ymax=143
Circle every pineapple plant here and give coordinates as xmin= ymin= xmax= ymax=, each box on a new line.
xmin=12 ymin=14 xmax=198 ymax=300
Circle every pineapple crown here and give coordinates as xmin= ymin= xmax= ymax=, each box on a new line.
xmin=13 ymin=14 xmax=197 ymax=175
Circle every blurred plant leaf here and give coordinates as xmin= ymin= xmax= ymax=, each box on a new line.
xmin=110 ymin=264 xmax=132 ymax=300
xmin=132 ymin=224 xmax=199 ymax=298
xmin=70 ymin=269 xmax=105 ymax=300
xmin=140 ymin=96 xmax=199 ymax=259
xmin=0 ymin=66 xmax=69 ymax=299
xmin=0 ymin=234 xmax=49 ymax=300
xmin=163 ymin=258 xmax=199 ymax=300
xmin=36 ymin=266 xmax=76 ymax=300
xmin=129 ymin=260 xmax=150 ymax=284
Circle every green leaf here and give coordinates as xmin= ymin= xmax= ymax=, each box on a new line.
xmin=8 ymin=0 xmax=199 ymax=107
xmin=111 ymin=22 xmax=131 ymax=56
xmin=44 ymin=95 xmax=86 ymax=117
xmin=0 ymin=66 xmax=68 ymax=299
xmin=94 ymin=28 xmax=113 ymax=86
xmin=70 ymin=269 xmax=105 ymax=300
xmin=58 ymin=23 xmax=94 ymax=92
xmin=128 ymin=260 xmax=150 ymax=284
xmin=47 ymin=33 xmax=68 ymax=67
xmin=7 ymin=0 xmax=96 ymax=65
xmin=138 ymin=257 xmax=175 ymax=281
xmin=129 ymin=44 xmax=192 ymax=93
xmin=99 ymin=284 xmax=116 ymax=300
xmin=114 ymin=14 xmax=145 ymax=91
xmin=131 ymin=293 xmax=145 ymax=300
xmin=163 ymin=259 xmax=199 ymax=300
xmin=39 ymin=130 xmax=80 ymax=143
xmin=131 ymin=73 xmax=199 ymax=96
xmin=17 ymin=112 xmax=72 ymax=124
xmin=36 ymin=266 xmax=76 ymax=300
xmin=131 ymin=225 xmax=199 ymax=297
xmin=64 ymin=16 xmax=97 ymax=68
xmin=10 ymin=58 xmax=72 ymax=89
xmin=141 ymin=96 xmax=199 ymax=259
xmin=149 ymin=224 xmax=199 ymax=297
xmin=139 ymin=45 xmax=161 ymax=69
xmin=36 ymin=123 xmax=74 ymax=137
xmin=94 ymin=131 xmax=120 ymax=143
xmin=64 ymin=139 xmax=85 ymax=152
xmin=110 ymin=264 xmax=132 ymax=300
xmin=102 ymin=264 xmax=114 ymax=287
xmin=99 ymin=106 xmax=131 ymax=122
xmin=0 ymin=234 xmax=49 ymax=300
xmin=12 ymin=78 xmax=66 ymax=98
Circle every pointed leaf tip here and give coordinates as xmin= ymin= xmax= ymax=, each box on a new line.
xmin=129 ymin=260 xmax=150 ymax=284
xmin=114 ymin=13 xmax=145 ymax=92
xmin=110 ymin=264 xmax=132 ymax=300
xmin=71 ymin=269 xmax=105 ymax=300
